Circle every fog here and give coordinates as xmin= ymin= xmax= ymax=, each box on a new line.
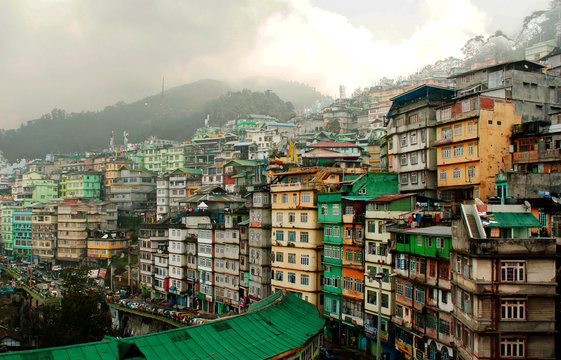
xmin=0 ymin=0 xmax=550 ymax=128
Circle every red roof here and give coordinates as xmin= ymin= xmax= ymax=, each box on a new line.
xmin=367 ymin=193 xmax=416 ymax=202
xmin=309 ymin=141 xmax=359 ymax=148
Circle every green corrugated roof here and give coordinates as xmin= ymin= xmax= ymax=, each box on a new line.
xmin=0 ymin=291 xmax=324 ymax=360
xmin=484 ymin=212 xmax=543 ymax=228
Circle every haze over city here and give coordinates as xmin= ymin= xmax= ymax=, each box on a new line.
xmin=0 ymin=0 xmax=550 ymax=129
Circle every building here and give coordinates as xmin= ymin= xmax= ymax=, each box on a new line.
xmin=59 ymin=171 xmax=102 ymax=200
xmin=110 ymin=166 xmax=156 ymax=215
xmin=435 ymin=95 xmax=521 ymax=204
xmin=56 ymin=201 xmax=89 ymax=264
xmin=452 ymin=203 xmax=556 ymax=359
xmin=248 ymin=187 xmax=272 ymax=304
xmin=31 ymin=203 xmax=58 ymax=264
xmin=391 ymin=225 xmax=453 ymax=360
xmin=13 ymin=208 xmax=32 ymax=256
xmin=156 ymin=168 xmax=203 ymax=220
xmin=510 ymin=118 xmax=561 ymax=174
xmin=1 ymin=204 xmax=19 ymax=255
xmin=386 ymin=85 xmax=455 ymax=199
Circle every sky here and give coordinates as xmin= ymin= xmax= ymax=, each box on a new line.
xmin=0 ymin=0 xmax=551 ymax=129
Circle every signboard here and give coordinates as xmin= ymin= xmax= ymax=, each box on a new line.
xmin=87 ymin=269 xmax=99 ymax=278
xmin=98 ymin=268 xmax=107 ymax=278
xmin=396 ymin=339 xmax=413 ymax=357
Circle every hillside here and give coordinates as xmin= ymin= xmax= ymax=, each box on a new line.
xmin=0 ymin=78 xmax=322 ymax=162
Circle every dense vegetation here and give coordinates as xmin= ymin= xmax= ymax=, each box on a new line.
xmin=0 ymin=78 xmax=322 ymax=162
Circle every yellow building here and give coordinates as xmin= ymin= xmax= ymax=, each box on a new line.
xmin=269 ymin=169 xmax=327 ymax=309
xmin=87 ymin=232 xmax=130 ymax=260
xmin=435 ymin=95 xmax=521 ymax=203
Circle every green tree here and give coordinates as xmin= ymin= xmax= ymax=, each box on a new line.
xmin=39 ymin=268 xmax=114 ymax=347
xmin=325 ymin=119 xmax=341 ymax=134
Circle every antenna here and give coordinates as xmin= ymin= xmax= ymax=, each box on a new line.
xmin=161 ymin=76 xmax=165 ymax=97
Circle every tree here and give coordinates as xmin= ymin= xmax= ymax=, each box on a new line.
xmin=39 ymin=268 xmax=114 ymax=347
xmin=325 ymin=119 xmax=341 ymax=134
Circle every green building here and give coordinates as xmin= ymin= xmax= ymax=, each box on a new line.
xmin=59 ymin=171 xmax=102 ymax=200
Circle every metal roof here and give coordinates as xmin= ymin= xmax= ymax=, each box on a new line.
xmin=389 ymin=84 xmax=454 ymax=103
xmin=0 ymin=291 xmax=324 ymax=360
xmin=367 ymin=193 xmax=416 ymax=202
xmin=482 ymin=212 xmax=543 ymax=228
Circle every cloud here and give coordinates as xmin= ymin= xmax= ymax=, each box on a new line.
xmin=245 ymin=0 xmax=488 ymax=94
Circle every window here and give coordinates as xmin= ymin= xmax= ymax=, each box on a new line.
xmin=438 ymin=319 xmax=451 ymax=336
xmin=440 ymin=169 xmax=447 ymax=180
xmin=401 ymin=135 xmax=408 ymax=147
xmin=408 ymin=114 xmax=418 ymax=124
xmin=275 ymin=271 xmax=283 ymax=281
xmin=461 ymin=100 xmax=471 ymax=113
xmin=333 ymin=226 xmax=341 ymax=237
xmin=288 ymin=231 xmax=296 ymax=242
xmin=276 ymin=231 xmax=284 ymax=241
xmin=401 ymin=154 xmax=408 ymax=166
xmin=332 ymin=204 xmax=340 ymax=216
xmin=415 ymin=288 xmax=424 ymax=304
xmin=442 ymin=126 xmax=452 ymax=139
xmin=288 ymin=212 xmax=295 ymax=223
xmin=442 ymin=147 xmax=451 ymax=159
xmin=500 ymin=337 xmax=524 ymax=358
xmin=354 ymin=278 xmax=364 ymax=293
xmin=321 ymin=204 xmax=328 ymax=215
xmin=410 ymin=132 xmax=417 ymax=144
xmin=410 ymin=152 xmax=418 ymax=164
xmin=276 ymin=252 xmax=284 ymax=262
xmin=343 ymin=276 xmax=353 ymax=290
xmin=288 ymin=253 xmax=296 ymax=264
xmin=301 ymin=192 xmax=311 ymax=203
xmin=276 ymin=212 xmax=283 ymax=222
xmin=400 ymin=174 xmax=408 ymax=185
xmin=288 ymin=272 xmax=296 ymax=283
xmin=282 ymin=194 xmax=288 ymax=203
xmin=292 ymin=193 xmax=297 ymax=204
xmin=300 ymin=232 xmax=309 ymax=243
xmin=367 ymin=290 xmax=376 ymax=305
xmin=378 ymin=244 xmax=387 ymax=256
xmin=501 ymin=299 xmax=525 ymax=320
xmin=453 ymin=124 xmax=462 ymax=136
xmin=345 ymin=228 xmax=353 ymax=239
xmin=301 ymin=255 xmax=310 ymax=266
xmin=404 ymin=283 xmax=413 ymax=300
xmin=345 ymin=249 xmax=353 ymax=261
xmin=367 ymin=221 xmax=376 ymax=233
xmin=501 ymin=261 xmax=525 ymax=282
xmin=301 ymin=274 xmax=309 ymax=286
xmin=468 ymin=121 xmax=473 ymax=133
xmin=468 ymin=166 xmax=476 ymax=178
xmin=333 ymin=276 xmax=340 ymax=288
xmin=454 ymin=145 xmax=464 ymax=157
xmin=354 ymin=250 xmax=362 ymax=263
xmin=395 ymin=304 xmax=404 ymax=318
xmin=368 ymin=242 xmax=376 ymax=255
xmin=453 ymin=167 xmax=461 ymax=179
xmin=410 ymin=172 xmax=418 ymax=184
xmin=468 ymin=142 xmax=474 ymax=155
xmin=300 ymin=212 xmax=308 ymax=223
xmin=437 ymin=107 xmax=451 ymax=121
xmin=324 ymin=226 xmax=332 ymax=237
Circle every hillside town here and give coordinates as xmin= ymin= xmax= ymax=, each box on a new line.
xmin=2 ymin=49 xmax=561 ymax=360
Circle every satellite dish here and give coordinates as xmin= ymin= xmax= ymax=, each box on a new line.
xmin=524 ymin=200 xmax=531 ymax=210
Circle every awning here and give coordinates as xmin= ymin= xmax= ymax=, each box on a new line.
xmin=483 ymin=212 xmax=543 ymax=228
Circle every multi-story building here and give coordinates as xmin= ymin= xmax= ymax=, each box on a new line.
xmin=138 ymin=221 xmax=168 ymax=300
xmin=13 ymin=208 xmax=33 ymax=256
xmin=270 ymin=169 xmax=326 ymax=309
xmin=110 ymin=166 xmax=156 ymax=215
xmin=103 ymin=160 xmax=133 ymax=196
xmin=59 ymin=171 xmax=102 ymax=200
xmin=510 ymin=117 xmax=561 ymax=174
xmin=1 ymin=203 xmax=19 ymax=255
xmin=156 ymin=168 xmax=202 ymax=220
xmin=363 ymin=193 xmax=417 ymax=354
xmin=391 ymin=225 xmax=453 ymax=360
xmin=31 ymin=203 xmax=58 ymax=264
xmin=450 ymin=59 xmax=561 ymax=124
xmin=387 ymin=85 xmax=455 ymax=198
xmin=86 ymin=230 xmax=130 ymax=266
xmin=248 ymin=188 xmax=272 ymax=304
xmin=435 ymin=95 xmax=520 ymax=203
xmin=57 ymin=201 xmax=89 ymax=264
xmin=452 ymin=203 xmax=557 ymax=360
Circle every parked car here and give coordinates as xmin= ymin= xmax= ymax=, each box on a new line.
xmin=319 ymin=347 xmax=338 ymax=360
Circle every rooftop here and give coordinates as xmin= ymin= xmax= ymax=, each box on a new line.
xmin=0 ymin=291 xmax=324 ymax=360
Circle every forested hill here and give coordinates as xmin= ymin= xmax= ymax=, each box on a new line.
xmin=0 ymin=78 xmax=321 ymax=162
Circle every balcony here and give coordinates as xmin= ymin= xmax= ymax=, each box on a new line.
xmin=513 ymin=149 xmax=561 ymax=164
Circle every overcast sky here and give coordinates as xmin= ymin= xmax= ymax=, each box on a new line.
xmin=0 ymin=0 xmax=551 ymax=129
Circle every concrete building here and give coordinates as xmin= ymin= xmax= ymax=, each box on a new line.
xmin=387 ymin=85 xmax=455 ymax=199
xmin=31 ymin=203 xmax=58 ymax=264
xmin=435 ymin=95 xmax=521 ymax=204
xmin=110 ymin=166 xmax=156 ymax=216
xmin=248 ymin=188 xmax=272 ymax=304
xmin=156 ymin=168 xmax=203 ymax=220
xmin=13 ymin=208 xmax=32 ymax=256
xmin=449 ymin=59 xmax=561 ymax=124
xmin=452 ymin=203 xmax=556 ymax=360
xmin=59 ymin=171 xmax=102 ymax=200
xmin=57 ymin=201 xmax=89 ymax=264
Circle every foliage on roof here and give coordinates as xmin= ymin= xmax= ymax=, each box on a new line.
xmin=0 ymin=291 xmax=324 ymax=360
